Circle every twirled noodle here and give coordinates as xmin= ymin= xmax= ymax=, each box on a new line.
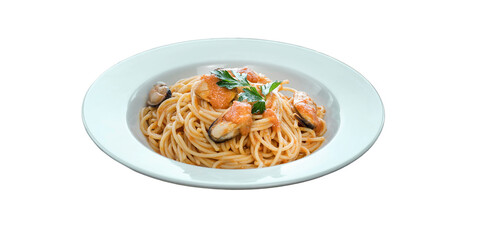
xmin=140 ymin=75 xmax=326 ymax=169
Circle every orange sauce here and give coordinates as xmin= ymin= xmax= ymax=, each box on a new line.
xmin=202 ymin=74 xmax=236 ymax=109
xmin=263 ymin=92 xmax=281 ymax=132
xmin=295 ymin=103 xmax=317 ymax=120
xmin=314 ymin=118 xmax=325 ymax=135
xmin=293 ymin=91 xmax=320 ymax=132
xmin=295 ymin=102 xmax=324 ymax=135
xmin=223 ymin=101 xmax=252 ymax=135
xmin=237 ymin=67 xmax=270 ymax=84
xmin=263 ymin=109 xmax=280 ymax=132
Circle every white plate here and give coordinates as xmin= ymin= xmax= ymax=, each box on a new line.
xmin=82 ymin=38 xmax=384 ymax=189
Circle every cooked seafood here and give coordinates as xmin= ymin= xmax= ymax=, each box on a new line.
xmin=147 ymin=81 xmax=171 ymax=106
xmin=194 ymin=74 xmax=236 ymax=109
xmin=235 ymin=67 xmax=271 ymax=84
xmin=140 ymin=67 xmax=327 ymax=169
xmin=292 ymin=91 xmax=323 ymax=133
xmin=207 ymin=101 xmax=253 ymax=143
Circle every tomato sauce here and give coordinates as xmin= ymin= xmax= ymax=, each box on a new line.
xmin=202 ymin=74 xmax=236 ymax=109
xmin=223 ymin=101 xmax=253 ymax=135
xmin=263 ymin=92 xmax=281 ymax=132
xmin=237 ymin=67 xmax=270 ymax=84
xmin=263 ymin=109 xmax=280 ymax=132
xmin=293 ymin=91 xmax=320 ymax=132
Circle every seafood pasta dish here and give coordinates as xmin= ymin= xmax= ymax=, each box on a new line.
xmin=140 ymin=67 xmax=326 ymax=169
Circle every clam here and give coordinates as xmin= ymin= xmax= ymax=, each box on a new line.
xmin=292 ymin=91 xmax=320 ymax=129
xmin=147 ymin=82 xmax=171 ymax=106
xmin=208 ymin=101 xmax=252 ymax=143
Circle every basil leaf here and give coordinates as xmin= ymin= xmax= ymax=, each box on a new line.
xmin=211 ymin=69 xmax=236 ymax=82
xmin=230 ymin=70 xmax=249 ymax=86
xmin=260 ymin=81 xmax=282 ymax=96
xmin=238 ymin=88 xmax=264 ymax=102
xmin=212 ymin=69 xmax=250 ymax=89
xmin=241 ymin=87 xmax=264 ymax=102
xmin=252 ymin=100 xmax=266 ymax=114
xmin=217 ymin=80 xmax=244 ymax=89
xmin=210 ymin=69 xmax=280 ymax=115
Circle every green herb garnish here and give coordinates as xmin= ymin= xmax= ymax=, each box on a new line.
xmin=212 ymin=69 xmax=249 ymax=89
xmin=251 ymin=100 xmax=266 ymax=114
xmin=260 ymin=81 xmax=282 ymax=96
xmin=238 ymin=87 xmax=263 ymax=102
xmin=212 ymin=69 xmax=281 ymax=114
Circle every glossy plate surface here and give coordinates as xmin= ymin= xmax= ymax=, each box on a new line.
xmin=82 ymin=38 xmax=384 ymax=189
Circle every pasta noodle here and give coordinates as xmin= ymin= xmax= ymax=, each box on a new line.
xmin=139 ymin=71 xmax=326 ymax=169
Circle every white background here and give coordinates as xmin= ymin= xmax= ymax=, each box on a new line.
xmin=1 ymin=0 xmax=476 ymax=239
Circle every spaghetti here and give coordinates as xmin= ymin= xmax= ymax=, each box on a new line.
xmin=139 ymin=68 xmax=326 ymax=169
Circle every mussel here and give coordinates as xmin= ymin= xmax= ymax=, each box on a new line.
xmin=147 ymin=82 xmax=171 ymax=106
xmin=208 ymin=101 xmax=252 ymax=143
xmin=292 ymin=91 xmax=321 ymax=129
xmin=194 ymin=74 xmax=236 ymax=109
